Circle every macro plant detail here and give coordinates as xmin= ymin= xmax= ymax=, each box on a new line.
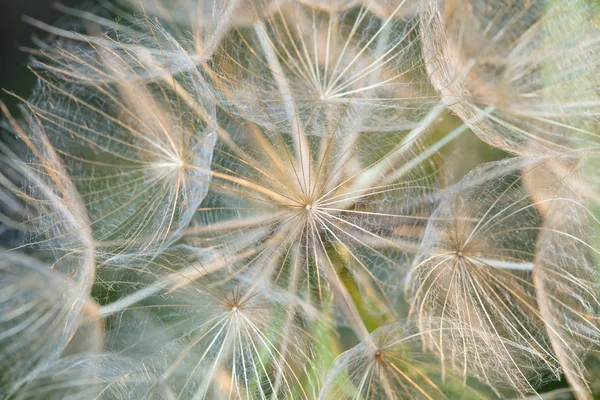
xmin=420 ymin=0 xmax=600 ymax=155
xmin=406 ymin=157 xmax=600 ymax=397
xmin=0 ymin=0 xmax=599 ymax=399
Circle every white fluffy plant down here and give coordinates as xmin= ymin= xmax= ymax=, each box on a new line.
xmin=0 ymin=0 xmax=599 ymax=399
xmin=420 ymin=0 xmax=600 ymax=155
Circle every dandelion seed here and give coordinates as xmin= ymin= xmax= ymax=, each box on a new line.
xmin=120 ymin=0 xmax=284 ymax=61
xmin=208 ymin=0 xmax=437 ymax=135
xmin=25 ymin=9 xmax=203 ymax=84
xmin=524 ymin=158 xmax=600 ymax=400
xmin=421 ymin=0 xmax=600 ymax=155
xmin=405 ymin=157 xmax=582 ymax=395
xmin=0 ymin=251 xmax=100 ymax=393
xmin=0 ymin=109 xmax=103 ymax=392
xmin=100 ymin=270 xmax=320 ymax=399
xmin=319 ymin=319 xmax=501 ymax=399
xmin=179 ymin=105 xmax=442 ymax=338
xmin=0 ymin=104 xmax=95 ymax=280
xmin=25 ymin=24 xmax=218 ymax=260
xmin=295 ymin=0 xmax=421 ymax=18
xmin=11 ymin=354 xmax=171 ymax=400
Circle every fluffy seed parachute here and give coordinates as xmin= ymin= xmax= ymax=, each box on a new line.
xmin=406 ymin=157 xmax=600 ymax=397
xmin=2 ymin=0 xmax=600 ymax=398
xmin=420 ymin=0 xmax=600 ymax=155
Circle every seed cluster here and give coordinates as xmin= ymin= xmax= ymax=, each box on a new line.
xmin=1 ymin=0 xmax=600 ymax=399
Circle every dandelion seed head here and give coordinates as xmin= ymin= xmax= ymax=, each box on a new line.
xmin=5 ymin=0 xmax=600 ymax=398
